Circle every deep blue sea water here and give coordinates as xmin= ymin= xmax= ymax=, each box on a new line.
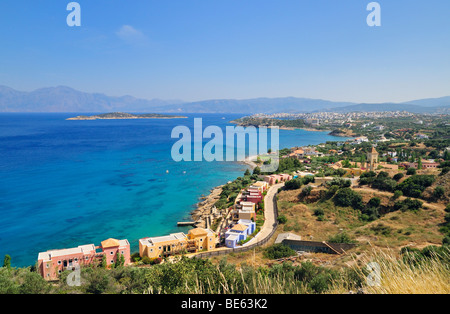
xmin=0 ymin=113 xmax=348 ymax=267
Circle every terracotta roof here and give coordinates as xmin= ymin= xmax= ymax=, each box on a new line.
xmin=188 ymin=228 xmax=208 ymax=236
xmin=101 ymin=238 xmax=120 ymax=248
xmin=371 ymin=147 xmax=378 ymax=154
xmin=232 ymin=224 xmax=248 ymax=232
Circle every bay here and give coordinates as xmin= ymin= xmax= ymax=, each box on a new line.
xmin=0 ymin=113 xmax=347 ymax=266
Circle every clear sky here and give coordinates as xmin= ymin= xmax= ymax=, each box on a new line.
xmin=0 ymin=0 xmax=449 ymax=103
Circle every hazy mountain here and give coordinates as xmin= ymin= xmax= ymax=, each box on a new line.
xmin=0 ymin=86 xmax=184 ymax=113
xmin=152 ymin=97 xmax=356 ymax=114
xmin=0 ymin=85 xmax=449 ymax=114
xmin=401 ymin=96 xmax=450 ymax=108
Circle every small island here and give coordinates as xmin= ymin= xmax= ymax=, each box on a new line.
xmin=66 ymin=112 xmax=188 ymax=120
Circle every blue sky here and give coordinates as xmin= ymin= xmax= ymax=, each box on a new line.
xmin=0 ymin=0 xmax=449 ymax=103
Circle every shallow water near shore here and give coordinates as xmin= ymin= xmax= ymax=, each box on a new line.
xmin=0 ymin=113 xmax=347 ymax=267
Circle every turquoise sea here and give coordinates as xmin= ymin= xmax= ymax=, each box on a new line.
xmin=0 ymin=113 xmax=347 ymax=267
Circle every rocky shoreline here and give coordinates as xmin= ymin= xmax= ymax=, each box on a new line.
xmin=190 ymin=185 xmax=224 ymax=229
xmin=189 ymin=158 xmax=256 ymax=229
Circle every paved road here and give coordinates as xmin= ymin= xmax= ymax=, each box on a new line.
xmin=243 ymin=182 xmax=284 ymax=246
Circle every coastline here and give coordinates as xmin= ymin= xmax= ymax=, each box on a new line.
xmin=190 ymin=185 xmax=224 ymax=228
xmin=230 ymin=120 xmax=355 ymax=138
xmin=189 ymin=158 xmax=257 ymax=228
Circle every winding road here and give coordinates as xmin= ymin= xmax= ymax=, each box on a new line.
xmin=243 ymin=182 xmax=284 ymax=246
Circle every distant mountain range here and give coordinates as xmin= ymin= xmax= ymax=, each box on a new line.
xmin=0 ymin=85 xmax=449 ymax=114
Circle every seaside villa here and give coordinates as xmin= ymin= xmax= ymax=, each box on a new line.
xmin=263 ymin=174 xmax=293 ymax=185
xmin=232 ymin=201 xmax=256 ymax=222
xmin=139 ymin=228 xmax=217 ymax=260
xmin=225 ymin=219 xmax=256 ymax=248
xmin=37 ymin=238 xmax=131 ymax=281
xmin=251 ymin=181 xmax=269 ymax=192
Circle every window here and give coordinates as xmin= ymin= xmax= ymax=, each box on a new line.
xmin=110 ymin=251 xmax=114 ymax=255
xmin=85 ymin=256 xmax=89 ymax=260
xmin=110 ymin=260 xmax=114 ymax=264
xmin=159 ymin=246 xmax=162 ymax=250
xmin=57 ymin=260 xmax=61 ymax=265
xmin=74 ymin=258 xmax=78 ymax=262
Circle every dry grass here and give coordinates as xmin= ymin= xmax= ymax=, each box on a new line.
xmin=330 ymin=247 xmax=450 ymax=294
xmin=277 ymin=186 xmax=445 ymax=250
xmin=181 ymin=267 xmax=308 ymax=294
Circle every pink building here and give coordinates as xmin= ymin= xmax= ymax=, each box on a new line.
xmin=37 ymin=238 xmax=131 ymax=281
xmin=246 ymin=190 xmax=262 ymax=203
xmin=264 ymin=174 xmax=293 ymax=185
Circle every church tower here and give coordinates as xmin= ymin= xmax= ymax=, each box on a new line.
xmin=367 ymin=146 xmax=379 ymax=171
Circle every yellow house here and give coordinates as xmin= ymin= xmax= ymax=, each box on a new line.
xmin=252 ymin=181 xmax=268 ymax=192
xmin=139 ymin=228 xmax=218 ymax=259
xmin=139 ymin=232 xmax=196 ymax=259
xmin=187 ymin=228 xmax=217 ymax=252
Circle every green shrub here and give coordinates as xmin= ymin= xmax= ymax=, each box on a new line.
xmin=264 ymin=244 xmax=297 ymax=260
xmin=393 ymin=190 xmax=403 ymax=200
xmin=326 ymin=177 xmax=351 ymax=188
xmin=285 ymin=178 xmax=303 ymax=190
xmin=393 ymin=173 xmax=404 ymax=181
xmin=433 ymin=186 xmax=445 ymax=200
xmin=367 ymin=197 xmax=381 ymax=208
xmin=333 ymin=188 xmax=363 ymax=209
xmin=370 ymin=223 xmax=393 ymax=236
xmin=394 ymin=198 xmax=423 ymax=212
xmin=302 ymin=186 xmax=312 ymax=196
xmin=141 ymin=256 xmax=152 ymax=265
xmin=396 ymin=175 xmax=435 ymax=198
xmin=327 ymin=232 xmax=356 ymax=244
xmin=277 ymin=215 xmax=288 ymax=224
xmin=314 ymin=208 xmax=325 ymax=217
